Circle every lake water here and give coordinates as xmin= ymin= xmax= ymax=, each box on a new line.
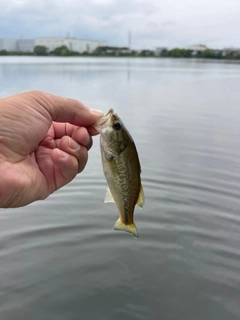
xmin=0 ymin=57 xmax=240 ymax=320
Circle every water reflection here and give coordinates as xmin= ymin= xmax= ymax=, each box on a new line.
xmin=0 ymin=57 xmax=240 ymax=320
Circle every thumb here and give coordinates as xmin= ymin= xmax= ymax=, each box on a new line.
xmin=51 ymin=148 xmax=79 ymax=190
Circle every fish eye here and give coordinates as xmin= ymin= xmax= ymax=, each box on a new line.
xmin=113 ymin=121 xmax=121 ymax=130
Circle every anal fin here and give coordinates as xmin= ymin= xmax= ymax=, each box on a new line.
xmin=104 ymin=187 xmax=115 ymax=203
xmin=137 ymin=184 xmax=144 ymax=208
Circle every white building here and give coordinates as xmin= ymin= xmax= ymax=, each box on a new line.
xmin=0 ymin=38 xmax=18 ymax=51
xmin=187 ymin=44 xmax=208 ymax=51
xmin=0 ymin=38 xmax=34 ymax=52
xmin=17 ymin=39 xmax=34 ymax=52
xmin=0 ymin=37 xmax=107 ymax=53
xmin=187 ymin=44 xmax=208 ymax=53
xmin=35 ymin=37 xmax=108 ymax=53
xmin=155 ymin=47 xmax=168 ymax=55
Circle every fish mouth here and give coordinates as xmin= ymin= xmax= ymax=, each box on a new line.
xmin=92 ymin=108 xmax=114 ymax=133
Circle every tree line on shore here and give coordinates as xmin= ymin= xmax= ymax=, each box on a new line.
xmin=0 ymin=45 xmax=240 ymax=60
xmin=160 ymin=48 xmax=240 ymax=60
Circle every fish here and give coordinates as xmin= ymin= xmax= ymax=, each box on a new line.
xmin=94 ymin=109 xmax=144 ymax=238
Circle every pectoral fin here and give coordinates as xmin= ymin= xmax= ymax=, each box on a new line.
xmin=137 ymin=184 xmax=144 ymax=208
xmin=104 ymin=187 xmax=115 ymax=203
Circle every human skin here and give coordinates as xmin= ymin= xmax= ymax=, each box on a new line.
xmin=0 ymin=90 xmax=103 ymax=208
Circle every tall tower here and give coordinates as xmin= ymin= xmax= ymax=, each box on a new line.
xmin=128 ymin=30 xmax=131 ymax=49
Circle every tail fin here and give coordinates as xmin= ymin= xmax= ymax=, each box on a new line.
xmin=114 ymin=218 xmax=139 ymax=239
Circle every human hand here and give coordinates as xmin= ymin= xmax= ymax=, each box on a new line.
xmin=0 ymin=90 xmax=103 ymax=208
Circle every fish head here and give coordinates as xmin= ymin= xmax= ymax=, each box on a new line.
xmin=94 ymin=109 xmax=133 ymax=156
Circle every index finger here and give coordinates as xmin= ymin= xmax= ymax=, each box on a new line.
xmin=27 ymin=90 xmax=104 ymax=126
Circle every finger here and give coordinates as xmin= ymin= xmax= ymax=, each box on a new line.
xmin=52 ymin=122 xmax=78 ymax=139
xmin=26 ymin=90 xmax=103 ymax=126
xmin=53 ymin=124 xmax=92 ymax=150
xmin=52 ymin=122 xmax=101 ymax=139
xmin=87 ymin=125 xmax=101 ymax=136
xmin=57 ymin=136 xmax=89 ymax=173
xmin=51 ymin=148 xmax=79 ymax=190
xmin=71 ymin=127 xmax=92 ymax=150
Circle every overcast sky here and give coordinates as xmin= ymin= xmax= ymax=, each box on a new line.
xmin=0 ymin=0 xmax=239 ymax=49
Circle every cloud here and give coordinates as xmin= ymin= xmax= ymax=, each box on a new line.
xmin=161 ymin=20 xmax=176 ymax=27
xmin=0 ymin=0 xmax=240 ymax=49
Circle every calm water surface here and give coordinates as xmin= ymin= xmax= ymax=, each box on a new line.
xmin=0 ymin=57 xmax=240 ymax=319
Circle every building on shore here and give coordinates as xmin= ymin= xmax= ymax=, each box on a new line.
xmin=94 ymin=46 xmax=131 ymax=55
xmin=186 ymin=44 xmax=208 ymax=55
xmin=0 ymin=38 xmax=18 ymax=51
xmin=0 ymin=38 xmax=35 ymax=52
xmin=34 ymin=37 xmax=107 ymax=53
xmin=155 ymin=47 xmax=168 ymax=55
xmin=18 ymin=39 xmax=35 ymax=52
xmin=222 ymin=47 xmax=240 ymax=57
xmin=0 ymin=37 xmax=107 ymax=53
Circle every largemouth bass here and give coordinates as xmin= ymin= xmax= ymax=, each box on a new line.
xmin=94 ymin=109 xmax=144 ymax=238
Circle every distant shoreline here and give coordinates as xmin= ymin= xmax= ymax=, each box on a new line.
xmin=1 ymin=54 xmax=240 ymax=62
xmin=1 ymin=46 xmax=240 ymax=61
xmin=1 ymin=42 xmax=240 ymax=60
xmin=1 ymin=44 xmax=240 ymax=60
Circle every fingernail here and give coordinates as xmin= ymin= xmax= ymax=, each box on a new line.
xmin=90 ymin=109 xmax=104 ymax=117
xmin=68 ymin=137 xmax=80 ymax=150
